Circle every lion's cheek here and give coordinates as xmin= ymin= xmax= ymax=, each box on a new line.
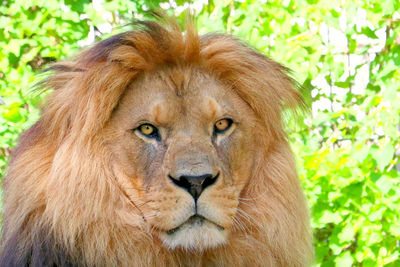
xmin=197 ymin=185 xmax=240 ymax=230
xmin=229 ymin=138 xmax=257 ymax=187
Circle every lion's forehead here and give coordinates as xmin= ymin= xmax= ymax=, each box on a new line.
xmin=116 ymin=67 xmax=246 ymax=128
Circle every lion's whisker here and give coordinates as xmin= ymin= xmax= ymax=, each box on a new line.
xmin=236 ymin=208 xmax=262 ymax=230
xmin=142 ymin=212 xmax=158 ymax=219
xmin=238 ymin=196 xmax=260 ymax=201
xmin=237 ymin=201 xmax=253 ymax=207
xmin=232 ymin=216 xmax=250 ymax=232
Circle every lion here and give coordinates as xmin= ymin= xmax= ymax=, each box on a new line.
xmin=0 ymin=17 xmax=313 ymax=266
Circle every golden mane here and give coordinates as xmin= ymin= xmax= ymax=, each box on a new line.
xmin=1 ymin=16 xmax=313 ymax=266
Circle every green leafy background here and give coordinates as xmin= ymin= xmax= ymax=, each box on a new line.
xmin=0 ymin=0 xmax=399 ymax=266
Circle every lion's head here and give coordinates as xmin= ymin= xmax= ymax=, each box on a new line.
xmin=107 ymin=65 xmax=260 ymax=250
xmin=1 ymin=17 xmax=313 ymax=266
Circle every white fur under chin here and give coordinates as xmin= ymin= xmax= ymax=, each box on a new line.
xmin=159 ymin=218 xmax=227 ymax=251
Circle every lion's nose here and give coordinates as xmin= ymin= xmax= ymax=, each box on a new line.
xmin=169 ymin=173 xmax=219 ymax=201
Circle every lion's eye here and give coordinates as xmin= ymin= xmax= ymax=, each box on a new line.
xmin=214 ymin=118 xmax=233 ymax=134
xmin=137 ymin=123 xmax=159 ymax=139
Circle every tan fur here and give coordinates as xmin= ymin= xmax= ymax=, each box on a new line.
xmin=1 ymin=17 xmax=313 ymax=266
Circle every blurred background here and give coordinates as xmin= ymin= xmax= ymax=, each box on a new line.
xmin=0 ymin=0 xmax=399 ymax=266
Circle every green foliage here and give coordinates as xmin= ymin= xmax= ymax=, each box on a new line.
xmin=0 ymin=0 xmax=399 ymax=265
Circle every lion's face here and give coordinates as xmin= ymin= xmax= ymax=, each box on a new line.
xmin=105 ymin=66 xmax=259 ymax=250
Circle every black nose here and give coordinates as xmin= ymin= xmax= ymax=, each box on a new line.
xmin=169 ymin=173 xmax=219 ymax=201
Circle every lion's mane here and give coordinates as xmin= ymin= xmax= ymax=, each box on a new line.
xmin=0 ymin=17 xmax=313 ymax=266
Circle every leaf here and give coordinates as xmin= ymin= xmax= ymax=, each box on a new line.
xmin=377 ymin=59 xmax=396 ymax=79
xmin=375 ymin=175 xmax=392 ymax=194
xmin=2 ymin=106 xmax=23 ymax=123
xmin=389 ymin=223 xmax=400 ymax=235
xmin=383 ymin=251 xmax=399 ymax=264
xmin=334 ymin=81 xmax=350 ymax=88
xmin=335 ymin=251 xmax=354 ymax=267
xmin=373 ymin=144 xmax=395 ymax=171
xmin=365 ymin=231 xmax=382 ymax=245
xmin=360 ymin=26 xmax=378 ymax=39
xmin=351 ymin=144 xmax=370 ymax=162
xmin=381 ymin=0 xmax=394 ymax=14
xmin=338 ymin=223 xmax=355 ymax=243
xmin=318 ymin=210 xmax=342 ymax=224
xmin=368 ymin=207 xmax=385 ymax=221
xmin=64 ymin=0 xmax=89 ymax=13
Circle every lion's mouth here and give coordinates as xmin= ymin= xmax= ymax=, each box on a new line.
xmin=166 ymin=215 xmax=224 ymax=235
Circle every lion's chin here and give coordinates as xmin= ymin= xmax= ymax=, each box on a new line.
xmin=159 ymin=215 xmax=227 ymax=251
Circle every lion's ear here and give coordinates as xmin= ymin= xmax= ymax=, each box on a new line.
xmin=200 ymin=35 xmax=305 ymax=140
